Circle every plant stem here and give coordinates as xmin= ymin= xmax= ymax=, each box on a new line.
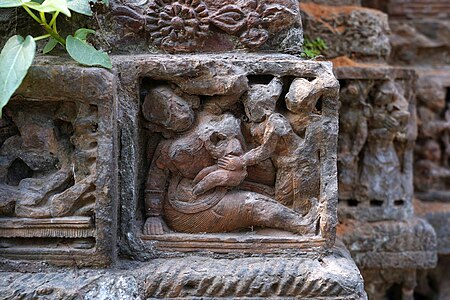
xmin=41 ymin=23 xmax=66 ymax=45
xmin=22 ymin=5 xmax=42 ymax=24
xmin=34 ymin=34 xmax=51 ymax=41
xmin=40 ymin=12 xmax=47 ymax=24
xmin=49 ymin=12 xmax=59 ymax=27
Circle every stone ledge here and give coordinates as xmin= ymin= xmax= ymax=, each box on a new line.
xmin=338 ymin=217 xmax=437 ymax=269
xmin=0 ymin=241 xmax=366 ymax=299
xmin=415 ymin=200 xmax=450 ymax=255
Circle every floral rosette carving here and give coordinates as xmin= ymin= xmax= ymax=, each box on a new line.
xmin=112 ymin=0 xmax=299 ymax=51
xmin=146 ymin=0 xmax=210 ymax=52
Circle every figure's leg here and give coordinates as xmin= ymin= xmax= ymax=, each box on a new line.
xmin=245 ymin=192 xmax=318 ymax=235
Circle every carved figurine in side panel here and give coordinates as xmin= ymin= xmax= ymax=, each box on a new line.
xmin=415 ymin=80 xmax=450 ymax=201
xmin=142 ymin=79 xmax=324 ymax=235
xmin=338 ymin=80 xmax=372 ymax=201
xmin=357 ymin=80 xmax=410 ymax=204
xmin=0 ymin=103 xmax=97 ymax=219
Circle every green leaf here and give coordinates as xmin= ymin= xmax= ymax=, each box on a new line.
xmin=74 ymin=28 xmax=96 ymax=41
xmin=66 ymin=35 xmax=112 ymax=69
xmin=23 ymin=0 xmax=71 ymax=16
xmin=43 ymin=38 xmax=58 ymax=54
xmin=41 ymin=0 xmax=71 ymax=16
xmin=0 ymin=0 xmax=22 ymax=8
xmin=67 ymin=0 xmax=92 ymax=16
xmin=0 ymin=35 xmax=36 ymax=118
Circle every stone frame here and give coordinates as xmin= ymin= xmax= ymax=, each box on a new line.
xmin=0 ymin=57 xmax=118 ymax=267
xmin=116 ymin=53 xmax=339 ymax=259
xmin=335 ymin=64 xmax=417 ymax=221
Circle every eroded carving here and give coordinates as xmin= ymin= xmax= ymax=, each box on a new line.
xmin=0 ymin=101 xmax=98 ymax=240
xmin=338 ymin=79 xmax=413 ymax=219
xmin=112 ymin=0 xmax=300 ymax=52
xmin=415 ymin=80 xmax=450 ymax=202
xmin=141 ymin=73 xmax=331 ymax=237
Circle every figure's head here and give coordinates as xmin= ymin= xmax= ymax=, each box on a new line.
xmin=374 ymin=80 xmax=397 ymax=107
xmin=423 ymin=140 xmax=441 ymax=162
xmin=242 ymin=85 xmax=278 ymax=122
xmin=198 ymin=113 xmax=244 ymax=159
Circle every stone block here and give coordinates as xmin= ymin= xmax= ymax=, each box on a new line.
xmin=301 ymin=3 xmax=391 ymax=61
xmin=338 ymin=217 xmax=437 ymax=269
xmin=415 ymin=200 xmax=450 ymax=255
xmin=115 ymin=53 xmax=340 ymax=259
xmin=0 ymin=58 xmax=117 ymax=267
xmin=334 ymin=59 xmax=416 ymax=221
xmin=389 ymin=19 xmax=450 ymax=65
xmin=0 ymin=240 xmax=367 ymax=299
xmin=413 ymin=67 xmax=450 ymax=204
xmin=104 ymin=0 xmax=303 ymax=54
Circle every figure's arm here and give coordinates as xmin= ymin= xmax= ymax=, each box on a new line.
xmin=218 ymin=129 xmax=279 ymax=171
xmin=351 ymin=116 xmax=368 ymax=157
xmin=242 ymin=130 xmax=279 ymax=167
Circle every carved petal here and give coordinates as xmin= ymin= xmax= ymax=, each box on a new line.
xmin=210 ymin=5 xmax=246 ymax=34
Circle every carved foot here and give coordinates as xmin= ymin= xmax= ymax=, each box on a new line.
xmin=296 ymin=197 xmax=319 ymax=235
xmin=143 ymin=217 xmax=169 ymax=235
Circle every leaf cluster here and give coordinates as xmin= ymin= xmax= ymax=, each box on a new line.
xmin=0 ymin=0 xmax=111 ymax=117
xmin=301 ymin=37 xmax=328 ymax=59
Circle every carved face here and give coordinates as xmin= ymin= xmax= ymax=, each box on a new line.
xmin=424 ymin=140 xmax=441 ymax=162
xmin=198 ymin=113 xmax=244 ymax=159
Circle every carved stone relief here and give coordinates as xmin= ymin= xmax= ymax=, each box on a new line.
xmin=115 ymin=54 xmax=339 ymax=256
xmin=414 ymin=78 xmax=450 ymax=202
xmin=110 ymin=0 xmax=302 ymax=53
xmin=336 ymin=71 xmax=416 ymax=221
xmin=0 ymin=61 xmax=116 ymax=266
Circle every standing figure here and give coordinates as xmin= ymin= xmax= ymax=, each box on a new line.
xmin=357 ymin=80 xmax=410 ymax=204
xmin=338 ymin=80 xmax=371 ymax=200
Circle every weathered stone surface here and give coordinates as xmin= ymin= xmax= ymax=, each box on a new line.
xmin=307 ymin=0 xmax=362 ymax=6
xmin=334 ymin=61 xmax=416 ymax=221
xmin=413 ymin=68 xmax=450 ymax=203
xmin=0 ymin=58 xmax=117 ymax=267
xmin=389 ymin=19 xmax=450 ymax=66
xmin=360 ymin=268 xmax=419 ymax=300
xmin=338 ymin=217 xmax=437 ymax=269
xmin=363 ymin=0 xmax=450 ymax=19
xmin=416 ymin=255 xmax=450 ymax=300
xmin=115 ymin=53 xmax=339 ymax=259
xmin=301 ymin=3 xmax=390 ymax=61
xmin=106 ymin=0 xmax=303 ymax=53
xmin=0 ymin=241 xmax=367 ymax=299
xmin=415 ymin=200 xmax=450 ymax=255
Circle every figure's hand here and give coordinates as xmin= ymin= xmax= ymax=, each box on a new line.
xmin=193 ymin=165 xmax=218 ymax=184
xmin=218 ymin=155 xmax=245 ymax=171
xmin=143 ymin=216 xmax=166 ymax=235
xmin=193 ymin=169 xmax=247 ymax=195
xmin=384 ymin=115 xmax=400 ymax=131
